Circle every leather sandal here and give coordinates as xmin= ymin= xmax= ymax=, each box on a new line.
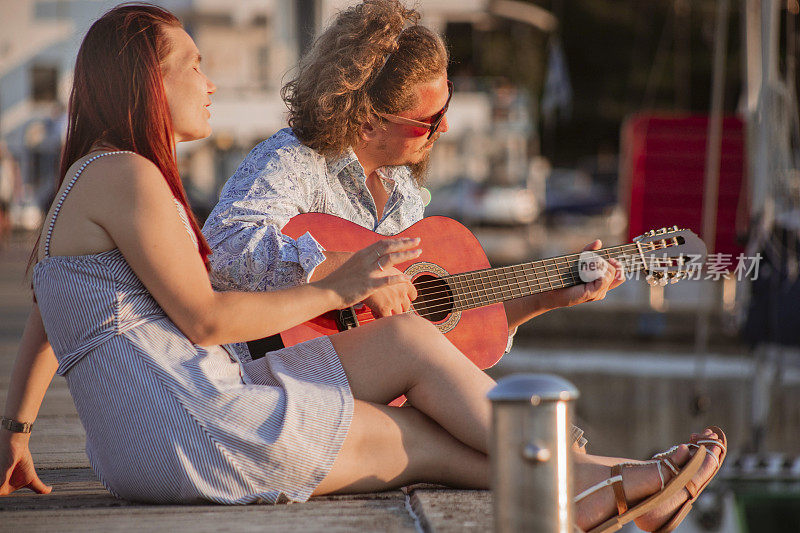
xmin=574 ymin=445 xmax=706 ymax=533
xmin=652 ymin=426 xmax=727 ymax=533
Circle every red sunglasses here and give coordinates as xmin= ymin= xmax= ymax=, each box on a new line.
xmin=377 ymin=80 xmax=453 ymax=139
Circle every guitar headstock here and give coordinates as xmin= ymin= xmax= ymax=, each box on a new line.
xmin=631 ymin=226 xmax=707 ymax=286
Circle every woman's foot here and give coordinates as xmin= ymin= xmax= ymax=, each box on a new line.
xmin=633 ymin=428 xmax=725 ymax=531
xmin=574 ymin=428 xmax=725 ymax=533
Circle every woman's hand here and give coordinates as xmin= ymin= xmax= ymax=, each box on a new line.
xmin=0 ymin=433 xmax=51 ymax=496
xmin=0 ymin=306 xmax=56 ymax=496
xmin=319 ymin=238 xmax=421 ymax=309
xmin=362 ymin=263 xmax=418 ymax=317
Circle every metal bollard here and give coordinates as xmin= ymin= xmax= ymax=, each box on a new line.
xmin=488 ymin=374 xmax=580 ymax=533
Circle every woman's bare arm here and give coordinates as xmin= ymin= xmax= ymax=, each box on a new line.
xmin=2 ymin=305 xmax=57 ymax=429
xmin=0 ymin=305 xmax=56 ymax=495
xmin=89 ymin=154 xmax=420 ymax=346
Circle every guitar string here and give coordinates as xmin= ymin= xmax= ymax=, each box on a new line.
xmin=408 ymin=242 xmax=682 ymax=309
xmin=349 ymin=249 xmax=663 ymax=325
xmin=409 ymin=245 xmax=658 ymax=304
xmin=348 ymin=238 xmax=684 ymax=322
xmin=357 ymin=253 xmax=637 ymax=325
xmin=409 ymin=255 xmax=681 ymax=318
xmin=407 ymin=240 xmax=677 ymax=291
xmin=418 ymin=251 xmax=681 ymax=302
xmin=412 ymin=266 xmax=629 ymax=317
xmin=408 ymin=242 xmax=637 ymax=289
xmin=409 ymin=250 xmax=679 ymax=316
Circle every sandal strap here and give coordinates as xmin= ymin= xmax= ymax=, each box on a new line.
xmin=688 ymin=443 xmax=720 ymax=468
xmin=661 ymin=457 xmax=680 ymax=476
xmin=696 ymin=438 xmax=726 ymax=453
xmin=684 ymin=479 xmax=699 ymax=499
xmin=610 ymin=464 xmax=628 ymax=516
xmin=574 ymin=473 xmax=624 ymax=504
xmin=651 ymin=444 xmax=680 ymax=460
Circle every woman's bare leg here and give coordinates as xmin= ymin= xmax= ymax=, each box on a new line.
xmin=319 ymin=315 xmax=725 ymax=531
xmin=317 ymin=405 xmax=723 ymax=533
xmin=328 ymin=314 xmax=495 ymax=453
xmin=313 ymin=400 xmax=489 ymax=495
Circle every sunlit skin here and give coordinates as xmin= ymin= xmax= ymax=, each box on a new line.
xmin=160 ymin=27 xmax=216 ymax=143
xmin=310 ymin=73 xmax=454 ymax=316
xmin=339 ymin=73 xmax=625 ymax=328
xmin=355 ymin=73 xmax=450 ymax=176
xmin=44 ymin=27 xmax=218 ymax=259
xmin=1 ymin=18 xmax=726 ymax=533
xmin=149 ymin=29 xmax=723 ymax=533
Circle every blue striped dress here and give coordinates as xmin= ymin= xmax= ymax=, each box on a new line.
xmin=32 ymin=151 xmax=354 ymax=504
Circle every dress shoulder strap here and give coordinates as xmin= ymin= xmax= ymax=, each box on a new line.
xmin=44 ymin=151 xmax=134 ymax=257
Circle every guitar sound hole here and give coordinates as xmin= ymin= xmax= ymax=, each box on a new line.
xmin=413 ymin=275 xmax=453 ymax=323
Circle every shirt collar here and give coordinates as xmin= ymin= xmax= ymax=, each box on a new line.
xmin=326 ymin=148 xmax=361 ymax=178
xmin=376 ymin=165 xmax=408 ymax=184
xmin=326 ymin=148 xmax=413 ymax=188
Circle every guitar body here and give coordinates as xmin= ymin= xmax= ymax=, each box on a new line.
xmin=277 ymin=214 xmax=708 ymax=374
xmin=281 ymin=213 xmax=509 ymax=369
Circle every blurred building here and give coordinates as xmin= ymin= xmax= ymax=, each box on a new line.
xmin=0 ymin=0 xmax=295 ymax=222
xmin=0 ymin=0 xmax=554 ymax=223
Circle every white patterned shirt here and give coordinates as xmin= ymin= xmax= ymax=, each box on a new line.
xmin=202 ymin=129 xmax=425 ymax=361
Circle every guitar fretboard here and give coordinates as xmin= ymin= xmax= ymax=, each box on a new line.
xmin=444 ymin=245 xmax=636 ymax=310
xmin=411 ymin=239 xmax=673 ymax=318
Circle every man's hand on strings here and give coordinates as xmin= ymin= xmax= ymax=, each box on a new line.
xmin=542 ymin=240 xmax=625 ymax=310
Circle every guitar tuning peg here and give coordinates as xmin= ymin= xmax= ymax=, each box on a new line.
xmin=669 ymin=275 xmax=680 ymax=284
xmin=671 ymin=225 xmax=679 ymax=231
xmin=658 ymin=277 xmax=668 ymax=286
xmin=646 ymin=274 xmax=657 ymax=286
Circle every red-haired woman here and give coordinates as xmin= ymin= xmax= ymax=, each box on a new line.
xmin=0 ymin=4 xmax=725 ymax=531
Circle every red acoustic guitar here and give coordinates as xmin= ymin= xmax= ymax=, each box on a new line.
xmin=271 ymin=213 xmax=707 ymax=370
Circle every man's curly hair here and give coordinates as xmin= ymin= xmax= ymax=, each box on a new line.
xmin=281 ymin=0 xmax=448 ymax=157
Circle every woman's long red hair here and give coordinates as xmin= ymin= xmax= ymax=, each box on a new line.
xmin=45 ymin=3 xmax=211 ymax=266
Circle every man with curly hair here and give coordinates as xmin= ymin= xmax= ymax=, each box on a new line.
xmin=203 ymin=0 xmax=621 ymax=365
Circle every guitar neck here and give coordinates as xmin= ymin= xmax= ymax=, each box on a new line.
xmin=435 ymin=243 xmax=644 ymax=311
